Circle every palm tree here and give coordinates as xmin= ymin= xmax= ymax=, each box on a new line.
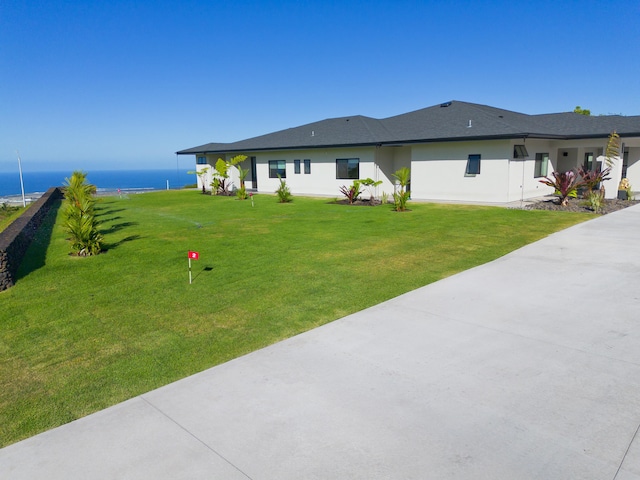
xmin=63 ymin=171 xmax=102 ymax=256
xmin=392 ymin=167 xmax=411 ymax=211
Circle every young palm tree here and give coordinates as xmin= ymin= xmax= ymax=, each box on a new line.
xmin=392 ymin=167 xmax=411 ymax=211
xmin=63 ymin=171 xmax=102 ymax=256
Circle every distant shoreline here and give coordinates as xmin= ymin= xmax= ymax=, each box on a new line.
xmin=0 ymin=169 xmax=196 ymax=199
xmin=1 ymin=187 xmax=194 ymax=205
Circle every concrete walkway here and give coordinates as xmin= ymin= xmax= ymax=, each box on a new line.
xmin=2 ymin=206 xmax=640 ymax=479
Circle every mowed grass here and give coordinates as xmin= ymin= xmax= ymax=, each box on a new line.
xmin=0 ymin=191 xmax=593 ymax=446
xmin=0 ymin=204 xmax=26 ymax=232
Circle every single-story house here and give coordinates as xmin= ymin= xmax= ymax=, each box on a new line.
xmin=176 ymin=101 xmax=640 ymax=203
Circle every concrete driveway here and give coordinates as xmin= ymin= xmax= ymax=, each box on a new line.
xmin=2 ymin=205 xmax=640 ymax=479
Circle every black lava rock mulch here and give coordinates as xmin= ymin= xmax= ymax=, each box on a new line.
xmin=525 ymin=197 xmax=639 ymax=215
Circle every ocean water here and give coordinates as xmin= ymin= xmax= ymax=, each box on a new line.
xmin=0 ymin=169 xmax=196 ymax=198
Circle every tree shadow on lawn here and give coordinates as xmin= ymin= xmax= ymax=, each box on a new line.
xmin=102 ymin=234 xmax=142 ymax=252
xmin=94 ymin=207 xmax=126 ymax=217
xmin=100 ymin=212 xmax=141 ymax=251
xmin=99 ymin=216 xmax=122 ymax=224
xmin=15 ymin=202 xmax=59 ymax=282
xmin=101 ymin=221 xmax=139 ymax=234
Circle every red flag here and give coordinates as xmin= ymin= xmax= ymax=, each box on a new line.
xmin=188 ymin=250 xmax=199 ymax=260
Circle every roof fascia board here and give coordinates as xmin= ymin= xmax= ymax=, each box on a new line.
xmin=178 ymin=142 xmax=385 ymax=155
xmin=177 ymin=133 xmax=640 ymax=156
xmin=561 ymin=133 xmax=640 ymax=140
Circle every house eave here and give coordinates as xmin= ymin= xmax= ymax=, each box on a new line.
xmin=178 ymin=135 xmax=548 ymax=155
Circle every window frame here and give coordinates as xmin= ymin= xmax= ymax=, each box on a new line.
xmin=514 ymin=145 xmax=529 ymax=159
xmin=534 ymin=153 xmax=549 ymax=178
xmin=336 ymin=158 xmax=360 ymax=179
xmin=196 ymin=156 xmax=207 ymax=165
xmin=294 ymin=159 xmax=301 ymax=174
xmin=584 ymin=152 xmax=594 ymax=171
xmin=269 ymin=160 xmax=286 ymax=178
xmin=304 ymin=159 xmax=311 ymax=174
xmin=465 ymin=154 xmax=481 ymax=176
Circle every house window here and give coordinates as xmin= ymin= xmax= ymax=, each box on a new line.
xmin=294 ymin=159 xmax=301 ymax=174
xmin=514 ymin=145 xmax=529 ymax=158
xmin=584 ymin=153 xmax=594 ymax=170
xmin=465 ymin=154 xmax=481 ymax=176
xmin=304 ymin=159 xmax=311 ymax=174
xmin=196 ymin=156 xmax=207 ymax=165
xmin=269 ymin=160 xmax=286 ymax=178
xmin=534 ymin=153 xmax=549 ymax=178
xmin=336 ymin=158 xmax=359 ymax=179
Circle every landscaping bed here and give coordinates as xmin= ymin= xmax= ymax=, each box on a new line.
xmin=332 ymin=198 xmax=384 ymax=206
xmin=525 ymin=197 xmax=639 ymax=215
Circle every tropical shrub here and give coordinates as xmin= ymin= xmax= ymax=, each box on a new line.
xmin=236 ymin=185 xmax=248 ymax=200
xmin=189 ymin=167 xmax=209 ymax=194
xmin=339 ymin=180 xmax=362 ymax=204
xmin=211 ymin=155 xmax=248 ymax=195
xmin=0 ymin=202 xmax=19 ymax=216
xmin=392 ymin=167 xmax=411 ymax=211
xmin=211 ymin=159 xmax=230 ymax=195
xmin=577 ymin=166 xmax=611 ymax=195
xmin=539 ymin=170 xmax=586 ymax=206
xmin=582 ymin=188 xmax=605 ymax=213
xmin=63 ymin=171 xmax=102 ymax=256
xmin=0 ymin=202 xmax=21 ymax=231
xmin=360 ymin=178 xmax=383 ymax=203
xmin=275 ymin=175 xmax=292 ymax=203
xmin=393 ymin=190 xmax=411 ymax=212
xmin=236 ymin=165 xmax=249 ymax=200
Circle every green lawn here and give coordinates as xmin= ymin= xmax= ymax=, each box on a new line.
xmin=0 ymin=191 xmax=593 ymax=446
xmin=0 ymin=204 xmax=26 ymax=232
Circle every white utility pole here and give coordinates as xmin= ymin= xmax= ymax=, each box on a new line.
xmin=16 ymin=150 xmax=26 ymax=207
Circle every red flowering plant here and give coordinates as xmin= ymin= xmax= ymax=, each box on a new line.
xmin=339 ymin=181 xmax=362 ymax=204
xmin=576 ymin=166 xmax=611 ymax=195
xmin=539 ymin=170 xmax=587 ymax=206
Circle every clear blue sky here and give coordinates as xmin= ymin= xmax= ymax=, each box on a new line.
xmin=1 ymin=0 xmax=639 ymax=173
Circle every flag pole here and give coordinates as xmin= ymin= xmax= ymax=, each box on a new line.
xmin=187 ymin=250 xmax=199 ymax=284
xmin=16 ymin=150 xmax=26 ymax=207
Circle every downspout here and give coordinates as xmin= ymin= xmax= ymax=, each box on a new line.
xmin=521 ymin=138 xmax=526 ymax=206
xmin=375 ymin=144 xmax=381 ymax=200
xmin=507 ymin=147 xmax=510 ymax=203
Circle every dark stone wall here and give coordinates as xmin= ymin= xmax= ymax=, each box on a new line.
xmin=0 ymin=188 xmax=63 ymax=291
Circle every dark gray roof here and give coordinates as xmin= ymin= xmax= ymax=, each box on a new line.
xmin=176 ymin=142 xmax=232 ymax=154
xmin=177 ymin=101 xmax=640 ymax=155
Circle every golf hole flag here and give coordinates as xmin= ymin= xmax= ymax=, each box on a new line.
xmin=188 ymin=250 xmax=199 ymax=284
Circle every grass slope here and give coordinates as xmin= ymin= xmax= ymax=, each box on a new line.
xmin=0 ymin=204 xmax=26 ymax=232
xmin=0 ymin=191 xmax=592 ymax=446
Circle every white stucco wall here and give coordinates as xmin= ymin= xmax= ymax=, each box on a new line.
xmin=375 ymin=146 xmax=412 ymax=199
xmin=252 ymin=147 xmax=379 ymax=197
xmin=623 ymin=147 xmax=640 ymax=194
xmin=409 ymin=140 xmax=514 ymax=203
xmin=507 ymin=139 xmax=556 ymax=201
xmin=196 ymin=160 xmax=213 ymax=191
xmin=195 ymin=153 xmax=248 ymax=193
xmin=598 ymin=155 xmax=623 ymax=199
xmin=190 ymin=135 xmax=640 ymax=203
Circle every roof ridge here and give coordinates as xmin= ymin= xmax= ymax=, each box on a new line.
xmin=358 ymin=116 xmax=392 ymax=141
xmin=462 ymin=102 xmax=534 ymax=132
xmin=177 ymin=101 xmax=640 ymax=155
